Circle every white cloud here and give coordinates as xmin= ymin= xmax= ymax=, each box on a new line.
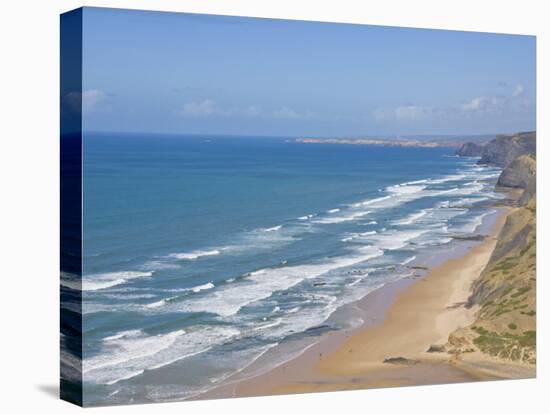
xmin=461 ymin=85 xmax=526 ymax=113
xmin=461 ymin=96 xmax=500 ymax=112
xmin=512 ymin=84 xmax=525 ymax=97
xmin=460 ymin=94 xmax=519 ymax=114
xmin=373 ymin=85 xmax=533 ymax=123
xmin=181 ymin=99 xmax=216 ymax=117
xmin=63 ymin=89 xmax=106 ymax=113
xmin=82 ymin=89 xmax=107 ymax=112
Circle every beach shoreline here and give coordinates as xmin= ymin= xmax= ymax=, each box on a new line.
xmin=198 ymin=205 xmax=532 ymax=400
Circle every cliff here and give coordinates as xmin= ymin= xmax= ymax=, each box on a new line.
xmin=478 ymin=131 xmax=536 ymax=167
xmin=519 ymin=176 xmax=536 ymax=206
xmin=455 ymin=142 xmax=484 ymax=157
xmin=497 ymin=155 xmax=536 ymax=189
xmin=456 ymin=131 xmax=536 ymax=168
xmin=445 ymin=149 xmax=536 ymax=369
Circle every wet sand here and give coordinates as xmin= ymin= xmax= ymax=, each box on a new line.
xmin=198 ymin=208 xmax=512 ymax=399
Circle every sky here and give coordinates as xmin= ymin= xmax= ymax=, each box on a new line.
xmin=78 ymin=7 xmax=536 ymax=137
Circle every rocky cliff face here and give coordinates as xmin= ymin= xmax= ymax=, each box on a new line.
xmin=446 ymin=197 xmax=536 ymax=366
xmin=456 ymin=142 xmax=484 ymax=157
xmin=497 ymin=155 xmax=536 ymax=189
xmin=477 ymin=131 xmax=536 ymax=168
xmin=519 ymin=176 xmax=536 ymax=206
xmin=446 ymin=146 xmax=536 ymax=367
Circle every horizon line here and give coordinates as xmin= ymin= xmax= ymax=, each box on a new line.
xmin=77 ymin=129 xmax=536 ymax=140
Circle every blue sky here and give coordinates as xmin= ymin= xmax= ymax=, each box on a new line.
xmin=80 ymin=7 xmax=536 ymax=136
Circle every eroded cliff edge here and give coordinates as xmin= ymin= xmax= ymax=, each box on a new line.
xmin=447 ymin=139 xmax=536 ymax=374
xmin=456 ymin=131 xmax=536 ymax=167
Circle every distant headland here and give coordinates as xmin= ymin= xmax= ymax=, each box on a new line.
xmin=295 ymin=135 xmax=491 ymax=149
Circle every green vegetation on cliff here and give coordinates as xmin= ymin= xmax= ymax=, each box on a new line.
xmin=447 ymin=144 xmax=536 ymax=366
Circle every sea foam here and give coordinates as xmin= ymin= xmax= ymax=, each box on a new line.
xmin=168 ymin=250 xmax=221 ymax=260
xmin=81 ymin=271 xmax=153 ymax=292
xmin=171 ymin=246 xmax=383 ymax=317
xmin=392 ymin=209 xmax=429 ymax=226
xmin=85 ymin=326 xmax=240 ymax=386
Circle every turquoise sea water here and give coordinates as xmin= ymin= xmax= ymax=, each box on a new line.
xmin=67 ymin=133 xmax=502 ymax=404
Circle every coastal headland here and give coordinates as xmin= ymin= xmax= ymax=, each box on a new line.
xmin=200 ymin=131 xmax=536 ymax=399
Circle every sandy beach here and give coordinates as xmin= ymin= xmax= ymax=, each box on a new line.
xmin=201 ymin=207 xmax=528 ymax=399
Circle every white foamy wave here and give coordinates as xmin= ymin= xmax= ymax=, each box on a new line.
xmin=433 ymin=188 xmax=459 ymax=196
xmin=81 ymin=271 xmax=153 ymax=292
xmin=314 ymin=210 xmax=371 ymax=224
xmin=85 ymin=329 xmax=187 ymax=374
xmin=251 ymin=317 xmax=284 ymax=332
xmin=257 ymin=295 xmax=339 ymax=341
xmin=192 ymin=282 xmax=215 ymax=293
xmin=454 ymin=182 xmax=485 ymax=195
xmin=386 ymin=184 xmax=427 ymax=195
xmin=145 ymin=298 xmax=172 ymax=309
xmin=341 ymin=230 xmax=377 ymax=242
xmin=144 ymin=282 xmax=215 ymax=309
xmin=60 ymin=271 xmax=80 ymax=291
xmin=429 ymin=206 xmax=468 ymax=222
xmin=444 ymin=197 xmax=489 ymax=207
xmin=347 ymin=277 xmax=363 ymax=287
xmin=141 ymin=260 xmax=180 ymax=271
xmin=403 ymin=179 xmax=429 ymax=185
xmin=451 ymin=210 xmax=496 ymax=234
xmin=327 ymin=208 xmax=340 ymax=213
xmin=206 ymin=342 xmax=280 ymax=387
xmin=258 ymin=273 xmax=387 ymax=341
xmin=401 ymin=256 xmax=417 ymax=265
xmin=298 ymin=214 xmax=314 ymax=220
xmin=362 ymin=229 xmax=430 ymax=250
xmin=262 ymin=225 xmax=283 ymax=232
xmin=85 ymin=326 xmax=240 ymax=385
xmin=392 ymin=209 xmax=428 ymax=226
xmin=101 ymin=293 xmax=157 ymax=301
xmin=477 ymin=172 xmax=501 ymax=180
xmin=429 ymin=174 xmax=467 ymax=184
xmin=173 ymin=247 xmax=383 ymax=317
xmin=103 ymin=330 xmax=142 ymax=342
xmin=352 ymin=195 xmax=391 ymax=207
xmin=352 ymin=185 xmax=429 ymax=211
xmin=168 ymin=250 xmax=221 ymax=261
xmin=228 ymin=226 xmax=296 ymax=253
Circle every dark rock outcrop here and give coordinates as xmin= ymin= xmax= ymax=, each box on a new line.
xmin=427 ymin=344 xmax=446 ymax=353
xmin=456 ymin=142 xmax=484 ymax=157
xmin=478 ymin=131 xmax=536 ymax=168
xmin=497 ymin=155 xmax=536 ymax=189
xmin=383 ymin=357 xmax=420 ymax=365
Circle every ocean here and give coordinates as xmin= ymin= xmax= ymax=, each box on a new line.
xmin=69 ymin=133 xmax=503 ymax=404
